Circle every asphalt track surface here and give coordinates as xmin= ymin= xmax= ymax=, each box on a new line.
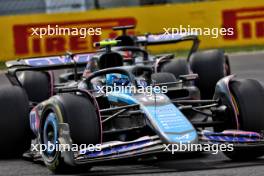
xmin=0 ymin=51 xmax=264 ymax=176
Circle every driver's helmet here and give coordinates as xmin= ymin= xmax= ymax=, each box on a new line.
xmin=106 ymin=73 xmax=130 ymax=86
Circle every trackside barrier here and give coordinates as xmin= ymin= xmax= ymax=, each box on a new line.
xmin=0 ymin=0 xmax=263 ymax=60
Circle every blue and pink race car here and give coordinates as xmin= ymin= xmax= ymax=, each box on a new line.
xmin=0 ymin=37 xmax=264 ymax=174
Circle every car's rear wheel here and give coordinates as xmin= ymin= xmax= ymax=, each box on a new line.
xmin=190 ymin=50 xmax=228 ymax=99
xmin=160 ymin=59 xmax=190 ymax=78
xmin=40 ymin=94 xmax=100 ymax=174
xmin=151 ymin=72 xmax=177 ymax=84
xmin=18 ymin=71 xmax=54 ymax=102
xmin=0 ymin=86 xmax=31 ymax=157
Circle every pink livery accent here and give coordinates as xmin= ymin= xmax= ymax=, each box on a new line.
xmin=224 ymin=75 xmax=240 ymax=129
xmin=223 ymin=130 xmax=262 ymax=138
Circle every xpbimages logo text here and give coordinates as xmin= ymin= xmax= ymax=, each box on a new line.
xmin=163 ymin=25 xmax=234 ymax=38
xmin=31 ymin=25 xmax=102 ymax=38
xmin=163 ymin=142 xmax=234 ymax=155
xmin=95 ymin=83 xmax=168 ymax=96
xmin=31 ymin=142 xmax=102 ymax=154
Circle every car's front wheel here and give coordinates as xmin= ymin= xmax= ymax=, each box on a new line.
xmin=40 ymin=94 xmax=101 ymax=174
xmin=216 ymin=79 xmax=264 ymax=160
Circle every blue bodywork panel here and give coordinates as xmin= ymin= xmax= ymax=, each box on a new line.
xmin=107 ymin=92 xmax=198 ymax=144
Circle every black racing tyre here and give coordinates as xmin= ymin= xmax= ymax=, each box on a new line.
xmin=40 ymin=94 xmax=100 ymax=174
xmin=190 ymin=49 xmax=226 ymax=99
xmin=160 ymin=58 xmax=190 ymax=78
xmin=230 ymin=79 xmax=264 ymax=131
xmin=0 ymin=86 xmax=31 ymax=157
xmin=18 ymin=71 xmax=53 ymax=102
xmin=151 ymin=72 xmax=177 ymax=87
xmin=223 ymin=79 xmax=264 ymax=160
xmin=57 ymin=94 xmax=100 ymax=145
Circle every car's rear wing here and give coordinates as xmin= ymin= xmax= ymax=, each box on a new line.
xmin=136 ymin=33 xmax=200 ymax=60
xmin=5 ymin=52 xmax=96 ymax=86
xmin=6 ymin=39 xmax=131 ymax=69
xmin=5 ymin=53 xmax=95 ymax=68
xmin=136 ymin=33 xmax=199 ymax=45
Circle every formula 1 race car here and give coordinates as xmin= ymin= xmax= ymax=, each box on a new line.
xmin=0 ymin=41 xmax=264 ymax=174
